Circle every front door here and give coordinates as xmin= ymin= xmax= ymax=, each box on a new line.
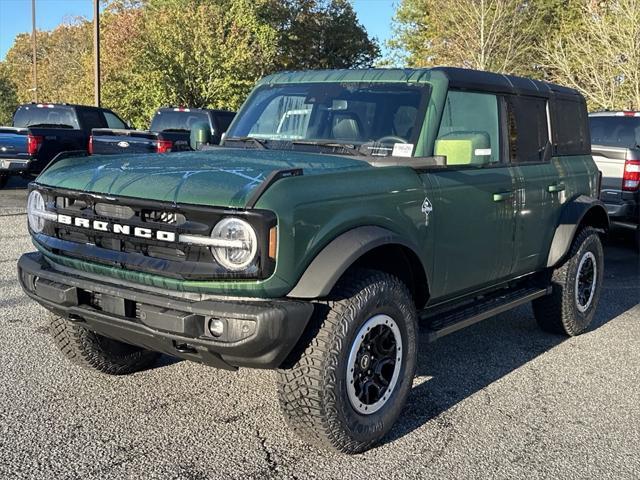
xmin=423 ymin=90 xmax=517 ymax=300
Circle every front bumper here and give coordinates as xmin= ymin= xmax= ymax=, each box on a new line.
xmin=0 ymin=158 xmax=30 ymax=173
xmin=18 ymin=252 xmax=314 ymax=370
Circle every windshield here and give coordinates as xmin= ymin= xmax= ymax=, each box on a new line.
xmin=150 ymin=110 xmax=211 ymax=132
xmin=13 ymin=105 xmax=79 ymax=129
xmin=590 ymin=116 xmax=640 ymax=148
xmin=226 ymin=82 xmax=429 ymax=157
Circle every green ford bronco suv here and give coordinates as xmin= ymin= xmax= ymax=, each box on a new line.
xmin=18 ymin=68 xmax=608 ymax=453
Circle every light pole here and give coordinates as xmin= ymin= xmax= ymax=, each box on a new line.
xmin=93 ymin=0 xmax=100 ymax=107
xmin=31 ymin=0 xmax=37 ymax=103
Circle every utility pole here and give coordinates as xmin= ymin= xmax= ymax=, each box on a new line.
xmin=31 ymin=0 xmax=37 ymax=103
xmin=93 ymin=0 xmax=100 ymax=107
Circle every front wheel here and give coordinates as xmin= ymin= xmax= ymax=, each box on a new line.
xmin=49 ymin=314 xmax=160 ymax=375
xmin=277 ymin=269 xmax=418 ymax=454
xmin=533 ymin=227 xmax=604 ymax=336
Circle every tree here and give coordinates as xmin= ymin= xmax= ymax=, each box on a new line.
xmin=0 ymin=63 xmax=18 ymax=125
xmin=389 ymin=0 xmax=568 ymax=76
xmin=542 ymin=0 xmax=640 ymax=110
xmin=262 ymin=0 xmax=380 ymax=70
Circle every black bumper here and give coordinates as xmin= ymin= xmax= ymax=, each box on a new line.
xmin=18 ymin=252 xmax=314 ymax=370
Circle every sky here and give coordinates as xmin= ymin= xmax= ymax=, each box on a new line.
xmin=0 ymin=0 xmax=396 ymax=60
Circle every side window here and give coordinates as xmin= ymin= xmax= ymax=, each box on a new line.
xmin=435 ymin=91 xmax=500 ymax=166
xmin=79 ymin=109 xmax=107 ymax=130
xmin=506 ymin=96 xmax=550 ymax=164
xmin=553 ymin=98 xmax=590 ymax=155
xmin=103 ymin=111 xmax=127 ymax=129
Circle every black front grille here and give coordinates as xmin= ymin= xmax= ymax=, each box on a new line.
xmin=34 ymin=185 xmax=276 ymax=280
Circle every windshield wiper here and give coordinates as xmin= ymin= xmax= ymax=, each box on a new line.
xmin=224 ymin=136 xmax=268 ymax=150
xmin=289 ymin=140 xmax=367 ymax=156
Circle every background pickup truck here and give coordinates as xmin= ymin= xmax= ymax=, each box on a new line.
xmin=0 ymin=103 xmax=129 ymax=188
xmin=89 ymin=107 xmax=235 ymax=155
xmin=590 ymin=111 xmax=640 ymax=250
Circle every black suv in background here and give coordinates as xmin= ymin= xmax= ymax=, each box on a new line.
xmin=590 ymin=111 xmax=640 ymax=250
xmin=0 ymin=103 xmax=128 ymax=188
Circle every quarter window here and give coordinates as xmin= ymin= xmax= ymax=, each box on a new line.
xmin=435 ymin=91 xmax=500 ymax=166
xmin=553 ymin=98 xmax=590 ymax=155
xmin=505 ymin=96 xmax=550 ymax=164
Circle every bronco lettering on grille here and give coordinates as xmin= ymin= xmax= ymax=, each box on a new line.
xmin=57 ymin=214 xmax=176 ymax=242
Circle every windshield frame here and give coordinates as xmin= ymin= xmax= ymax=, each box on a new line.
xmin=226 ymin=81 xmax=432 ymax=158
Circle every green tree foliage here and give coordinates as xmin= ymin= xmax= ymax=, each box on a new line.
xmin=1 ymin=0 xmax=379 ymax=128
xmin=0 ymin=63 xmax=18 ymax=125
xmin=389 ymin=0 xmax=579 ymax=77
xmin=262 ymin=0 xmax=380 ymax=70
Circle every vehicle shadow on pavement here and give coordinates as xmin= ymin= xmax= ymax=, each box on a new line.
xmin=384 ymin=240 xmax=639 ymax=446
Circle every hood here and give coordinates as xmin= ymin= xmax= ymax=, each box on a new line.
xmin=36 ymin=148 xmax=371 ymax=208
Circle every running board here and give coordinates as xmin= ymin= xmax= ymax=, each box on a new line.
xmin=423 ymin=286 xmax=551 ymax=342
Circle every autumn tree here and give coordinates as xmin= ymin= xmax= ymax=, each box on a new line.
xmin=262 ymin=0 xmax=380 ymax=70
xmin=0 ymin=63 xmax=18 ymax=125
xmin=542 ymin=0 xmax=640 ymax=110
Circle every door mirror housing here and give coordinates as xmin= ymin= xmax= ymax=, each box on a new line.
xmin=434 ymin=131 xmax=493 ymax=166
xmin=190 ymin=121 xmax=212 ymax=150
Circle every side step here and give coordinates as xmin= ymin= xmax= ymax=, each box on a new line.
xmin=422 ymin=286 xmax=551 ymax=342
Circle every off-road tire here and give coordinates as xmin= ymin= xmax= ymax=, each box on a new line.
xmin=49 ymin=314 xmax=159 ymax=375
xmin=0 ymin=175 xmax=8 ymax=189
xmin=277 ymin=269 xmax=418 ymax=454
xmin=533 ymin=228 xmax=604 ymax=336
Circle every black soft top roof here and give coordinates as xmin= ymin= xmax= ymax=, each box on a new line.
xmin=433 ymin=67 xmax=582 ymax=100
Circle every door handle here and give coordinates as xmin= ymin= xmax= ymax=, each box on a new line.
xmin=493 ymin=191 xmax=514 ymax=202
xmin=548 ymin=183 xmax=566 ymax=193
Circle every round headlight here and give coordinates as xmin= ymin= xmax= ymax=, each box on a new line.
xmin=210 ymin=217 xmax=258 ymax=271
xmin=27 ymin=190 xmax=47 ymax=233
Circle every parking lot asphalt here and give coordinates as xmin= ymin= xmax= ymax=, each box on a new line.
xmin=1 ymin=183 xmax=639 ymax=480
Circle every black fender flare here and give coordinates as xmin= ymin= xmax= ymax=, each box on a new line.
xmin=287 ymin=226 xmax=427 ymax=299
xmin=546 ymin=195 xmax=609 ymax=268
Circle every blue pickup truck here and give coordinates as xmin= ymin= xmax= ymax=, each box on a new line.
xmin=0 ymin=103 xmax=129 ymax=188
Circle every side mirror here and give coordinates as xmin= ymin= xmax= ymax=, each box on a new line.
xmin=190 ymin=121 xmax=212 ymax=150
xmin=434 ymin=131 xmax=493 ymax=166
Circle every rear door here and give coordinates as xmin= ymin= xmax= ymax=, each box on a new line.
xmin=423 ymin=90 xmax=517 ymax=299
xmin=505 ymin=94 xmax=560 ymax=276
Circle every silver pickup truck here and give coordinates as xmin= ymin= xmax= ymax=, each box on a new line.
xmin=590 ymin=112 xmax=640 ymax=250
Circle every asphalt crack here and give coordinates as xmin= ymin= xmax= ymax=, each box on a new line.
xmin=255 ymin=426 xmax=279 ymax=476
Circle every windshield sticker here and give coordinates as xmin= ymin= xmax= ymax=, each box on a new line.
xmin=392 ymin=143 xmax=414 ymax=157
xmin=421 ymin=197 xmax=433 ymax=226
xmin=474 ymin=148 xmax=492 ymax=156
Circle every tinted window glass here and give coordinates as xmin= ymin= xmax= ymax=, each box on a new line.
xmin=216 ymin=113 xmax=235 ymax=133
xmin=590 ymin=116 xmax=640 ymax=148
xmin=227 ymin=82 xmax=429 ymax=156
xmin=104 ymin=111 xmax=127 ymax=129
xmin=506 ymin=96 xmax=550 ymax=164
xmin=553 ymin=98 xmax=590 ymax=155
xmin=13 ymin=105 xmax=79 ymax=129
xmin=150 ymin=110 xmax=211 ymax=132
xmin=435 ymin=91 xmax=500 ymax=166
xmin=80 ymin=109 xmax=107 ymax=130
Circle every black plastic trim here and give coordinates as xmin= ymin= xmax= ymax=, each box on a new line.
xmin=18 ymin=252 xmax=314 ymax=369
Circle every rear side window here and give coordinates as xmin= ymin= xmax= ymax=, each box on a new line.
xmin=150 ymin=110 xmax=211 ymax=132
xmin=13 ymin=105 xmax=79 ymax=129
xmin=435 ymin=90 xmax=500 ymax=165
xmin=590 ymin=116 xmax=640 ymax=148
xmin=79 ymin=109 xmax=107 ymax=130
xmin=505 ymin=96 xmax=550 ymax=164
xmin=216 ymin=113 xmax=235 ymax=133
xmin=103 ymin=111 xmax=127 ymax=130
xmin=552 ymin=98 xmax=590 ymax=155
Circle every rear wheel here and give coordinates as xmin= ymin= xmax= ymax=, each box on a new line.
xmin=0 ymin=175 xmax=8 ymax=189
xmin=277 ymin=269 xmax=418 ymax=454
xmin=533 ymin=228 xmax=604 ymax=336
xmin=49 ymin=314 xmax=159 ymax=375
